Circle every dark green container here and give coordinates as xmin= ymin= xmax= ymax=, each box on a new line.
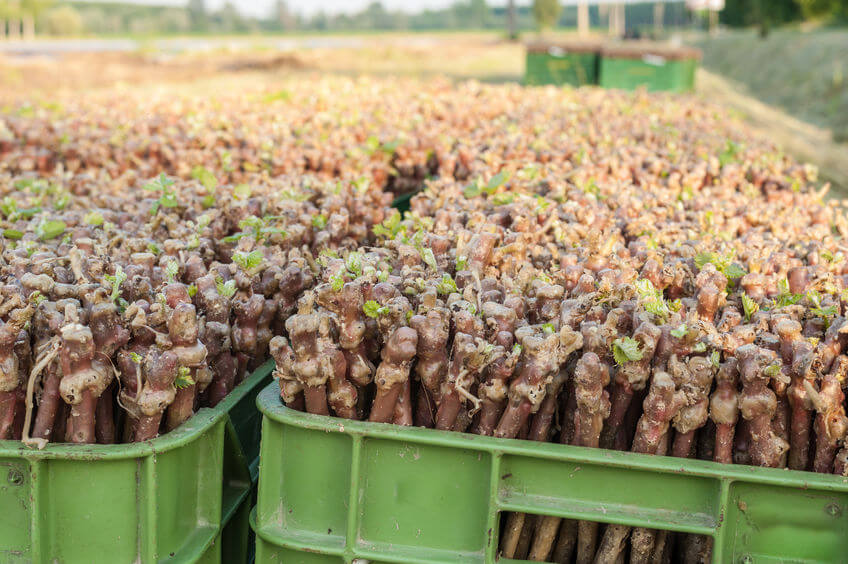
xmin=252 ymin=382 xmax=848 ymax=563
xmin=524 ymin=41 xmax=600 ymax=87
xmin=390 ymin=192 xmax=415 ymax=214
xmin=0 ymin=360 xmax=273 ymax=564
xmin=600 ymin=43 xmax=701 ymax=93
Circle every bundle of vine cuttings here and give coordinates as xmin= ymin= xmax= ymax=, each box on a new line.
xmin=269 ymin=150 xmax=848 ymax=563
xmin=3 ymin=73 xmax=846 ymax=561
xmin=0 ymin=170 xmax=391 ymax=446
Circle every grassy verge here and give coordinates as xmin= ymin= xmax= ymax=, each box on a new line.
xmin=692 ymin=28 xmax=848 ymax=142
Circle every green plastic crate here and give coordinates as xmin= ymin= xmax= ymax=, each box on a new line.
xmin=524 ymin=42 xmax=600 ymax=87
xmin=390 ymin=192 xmax=415 ymax=214
xmin=600 ymin=44 xmax=700 ymax=93
xmin=0 ymin=359 xmax=274 ymax=564
xmin=252 ymin=382 xmax=848 ymax=563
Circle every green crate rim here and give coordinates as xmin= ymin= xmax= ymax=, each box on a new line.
xmin=0 ymin=359 xmax=274 ymax=460
xmin=256 ymin=383 xmax=847 ymax=490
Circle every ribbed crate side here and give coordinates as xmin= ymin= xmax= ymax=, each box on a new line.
xmin=498 ymin=452 xmax=719 ymax=533
xmin=721 ymin=480 xmax=848 ymax=562
xmin=155 ymin=419 xmax=225 ymax=560
xmin=255 ymin=537 xmax=343 ymax=563
xmin=43 ymin=457 xmax=142 ymax=563
xmin=357 ymin=437 xmax=490 ymax=555
xmin=0 ymin=458 xmax=32 ymax=561
xmin=256 ymin=416 xmax=351 ymax=544
xmin=254 ymin=384 xmax=848 ymax=564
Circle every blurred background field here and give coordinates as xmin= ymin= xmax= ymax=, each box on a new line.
xmin=0 ymin=1 xmax=846 ymax=188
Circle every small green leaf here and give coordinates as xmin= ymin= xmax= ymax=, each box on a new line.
xmin=710 ymin=350 xmax=721 ymax=368
xmin=233 ymin=184 xmax=252 ymax=200
xmin=345 ymin=252 xmax=362 ymax=277
xmin=104 ymin=265 xmax=127 ymax=302
xmin=221 ymin=232 xmax=247 ymax=244
xmin=143 ymin=173 xmax=175 ymax=192
xmin=2 ymin=229 xmax=23 ymax=240
xmin=764 ymin=363 xmax=782 ymax=378
xmin=693 ymin=342 xmax=707 ymax=353
xmin=0 ymin=197 xmax=17 ymax=218
xmin=455 ymin=255 xmax=468 ymax=271
xmin=363 ymin=300 xmax=388 ymax=318
xmin=216 ymin=278 xmax=236 ymax=298
xmin=196 ymin=213 xmax=212 ymax=232
xmin=191 ymin=166 xmax=218 ymax=192
xmin=463 ymin=180 xmax=482 ymax=199
xmin=232 ymin=250 xmax=263 ymax=273
xmin=18 ymin=207 xmax=41 ymax=219
xmin=53 ymin=192 xmax=70 ymax=210
xmin=541 ymin=323 xmax=556 ymax=335
xmin=84 ymin=211 xmax=104 ymax=226
xmin=364 ymin=135 xmax=380 ymax=154
xmin=512 ymin=343 xmax=523 ymax=356
xmin=724 ymin=264 xmax=747 ymax=279
xmin=741 ymin=294 xmax=758 ymax=322
xmin=670 ymin=324 xmax=688 ymax=338
xmin=36 ymin=220 xmax=66 ymax=241
xmin=492 ymin=193 xmax=515 ymax=205
xmin=380 ymin=139 xmax=400 ymax=154
xmin=694 ymin=252 xmax=714 ymax=270
xmin=311 ymin=214 xmax=327 ymax=229
xmin=635 ymin=279 xmax=671 ymax=322
xmin=436 ymin=273 xmax=459 ymax=296
xmin=420 ymin=248 xmax=438 ymax=271
xmin=29 ymin=291 xmax=46 ymax=306
xmin=159 ymin=191 xmax=178 ymax=208
xmin=175 ymin=366 xmax=195 ymax=389
xmin=719 ymin=140 xmax=741 ymax=168
xmin=485 ymin=170 xmax=510 ymax=193
xmin=612 ymin=337 xmax=643 ymax=365
xmin=773 ymin=278 xmax=803 ymax=308
xmin=373 ymin=210 xmax=403 ymax=239
xmin=353 ymin=177 xmax=370 ymax=194
xmin=329 ymin=272 xmax=344 ymax=292
xmin=164 ymin=260 xmax=179 ymax=283
xmin=187 ymin=284 xmax=197 ymax=298
xmin=129 ymin=352 xmax=143 ymax=364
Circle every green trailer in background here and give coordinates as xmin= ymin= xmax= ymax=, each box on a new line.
xmin=524 ymin=41 xmax=601 ymax=87
xmin=599 ymin=43 xmax=701 ymax=93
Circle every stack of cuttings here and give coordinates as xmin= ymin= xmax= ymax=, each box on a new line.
xmin=0 ymin=172 xmax=391 ymax=446
xmin=271 ymin=151 xmax=847 ymax=562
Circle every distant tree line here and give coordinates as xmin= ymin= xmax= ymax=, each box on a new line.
xmin=1 ymin=0 xmax=844 ymax=39
xmin=721 ymin=0 xmax=847 ymax=31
